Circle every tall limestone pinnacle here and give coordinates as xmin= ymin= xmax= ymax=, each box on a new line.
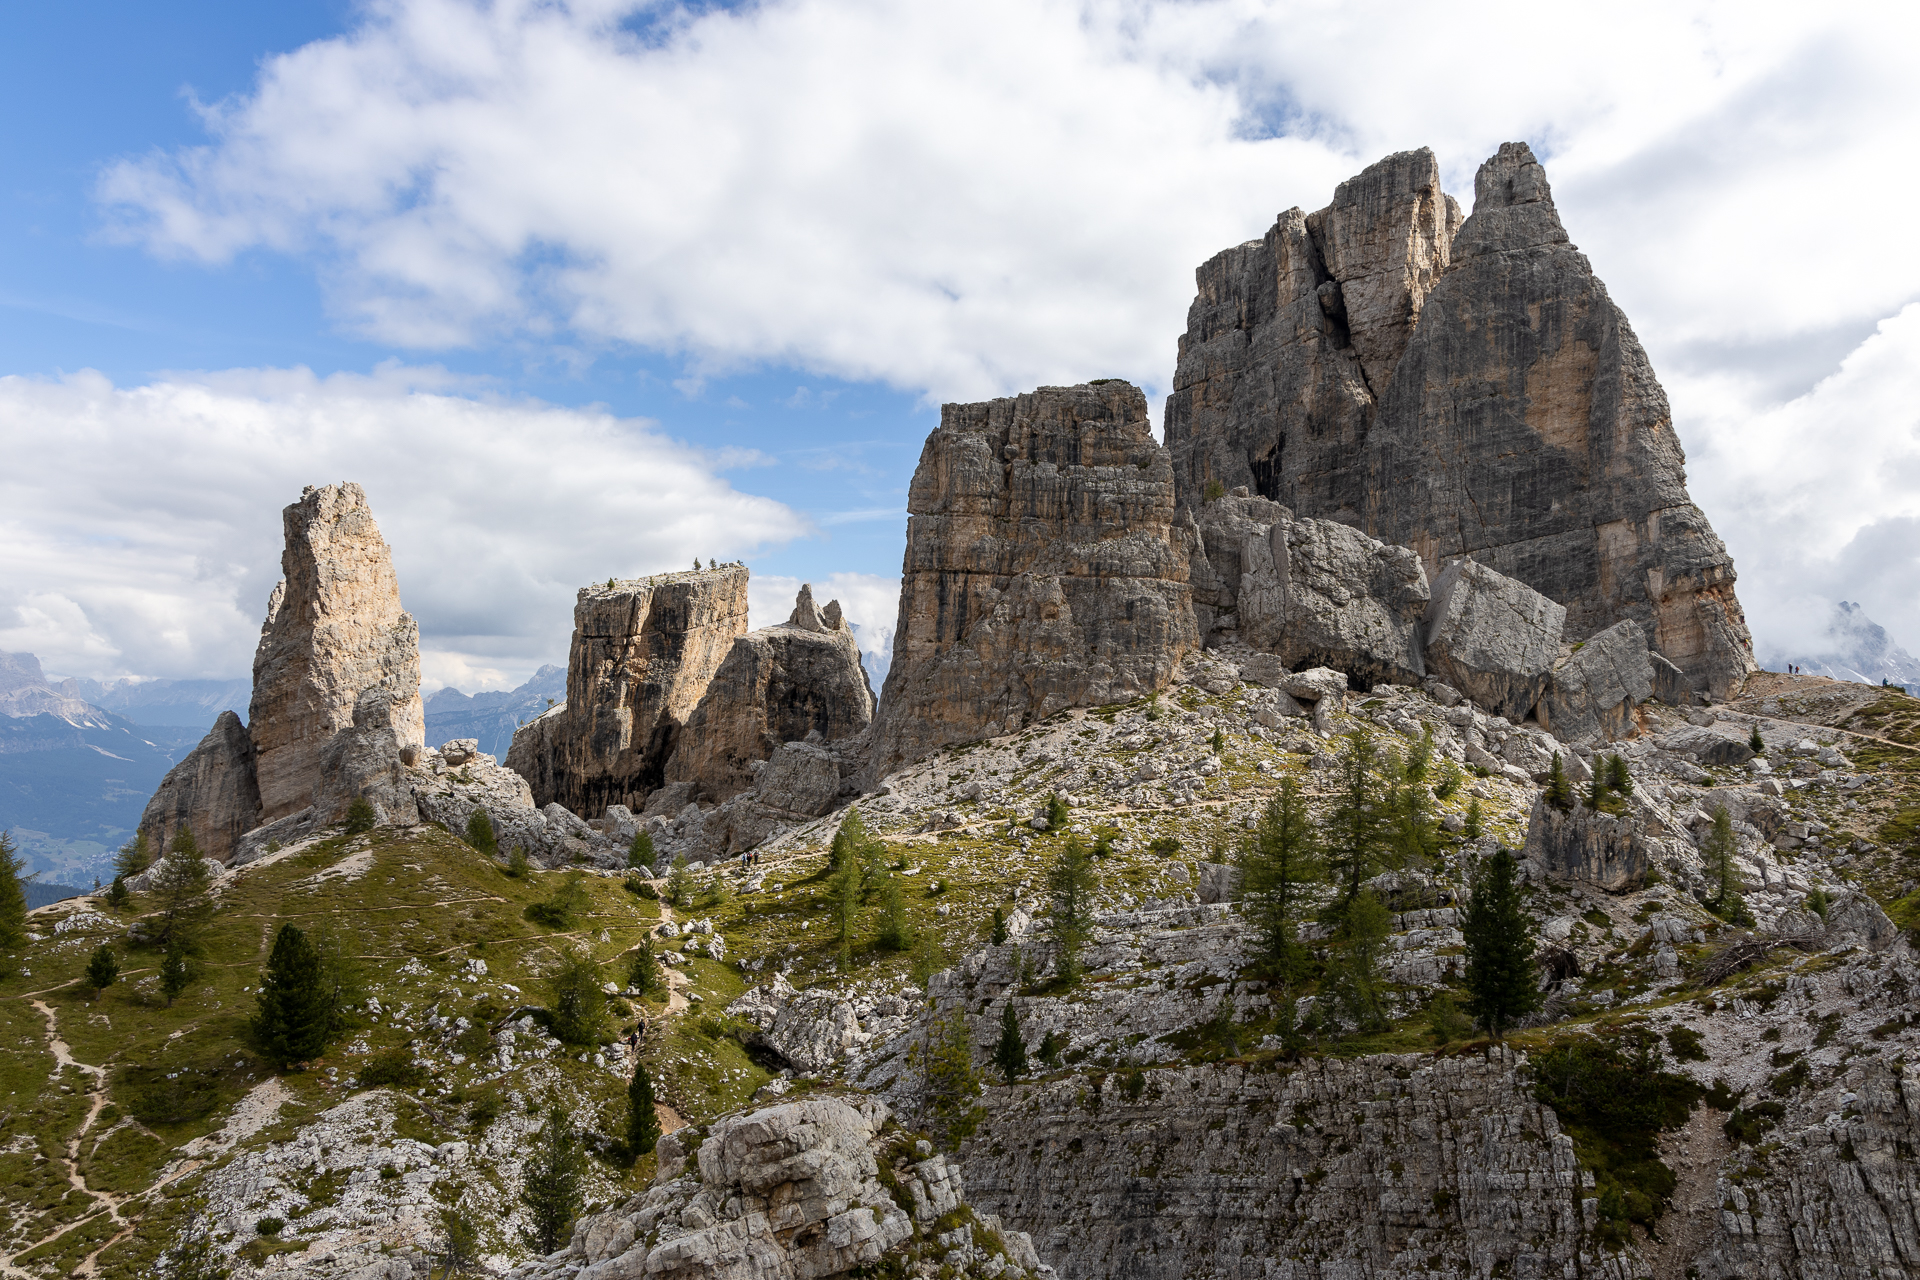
xmin=250 ymin=482 xmax=425 ymax=820
xmin=1166 ymin=142 xmax=1755 ymax=697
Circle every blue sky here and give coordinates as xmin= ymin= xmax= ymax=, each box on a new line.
xmin=3 ymin=0 xmax=1919 ymax=692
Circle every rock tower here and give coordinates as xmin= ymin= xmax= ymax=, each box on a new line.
xmin=868 ymin=381 xmax=1199 ymax=777
xmin=1165 ymin=143 xmax=1755 ymax=697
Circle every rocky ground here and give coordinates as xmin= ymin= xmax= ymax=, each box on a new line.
xmin=4 ymin=663 xmax=1919 ymax=1280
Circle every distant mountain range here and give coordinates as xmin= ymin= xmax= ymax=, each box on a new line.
xmin=1 ymin=652 xmax=205 ymax=886
xmin=1772 ymin=601 xmax=1920 ymax=689
xmin=57 ymin=671 xmax=252 ymax=727
xmin=424 ymin=664 xmax=567 ymax=758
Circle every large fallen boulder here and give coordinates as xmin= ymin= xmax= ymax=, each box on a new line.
xmin=727 ymin=974 xmax=861 ymax=1074
xmin=1542 ymin=620 xmax=1655 ymax=743
xmin=1521 ymin=794 xmax=1649 ymax=893
xmin=1422 ymin=558 xmax=1563 ymax=721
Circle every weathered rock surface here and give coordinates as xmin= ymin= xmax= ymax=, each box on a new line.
xmin=1190 ymin=492 xmax=1428 ymax=687
xmin=1167 ymin=142 xmax=1755 ymax=698
xmin=666 ymin=586 xmax=874 ymax=802
xmin=1423 ymin=557 xmax=1564 ymax=721
xmin=869 ymin=383 xmax=1198 ymax=777
xmin=250 ymin=483 xmax=425 ymax=821
xmin=959 ymin=1050 xmax=1596 ymax=1280
xmin=137 ymin=710 xmax=261 ymax=860
xmin=1543 ymin=618 xmax=1655 ymax=743
xmin=1522 ymin=793 xmax=1649 ymax=892
xmin=507 ymin=567 xmax=749 ymax=816
xmin=510 ymin=1097 xmax=1048 ymax=1280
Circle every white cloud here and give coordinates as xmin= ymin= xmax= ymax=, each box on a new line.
xmin=0 ymin=365 xmax=808 ymax=687
xmin=85 ymin=0 xmax=1920 ymax=659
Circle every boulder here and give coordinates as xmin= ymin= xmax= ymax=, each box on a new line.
xmin=727 ymin=978 xmax=862 ymax=1074
xmin=1522 ymin=794 xmax=1649 ymax=893
xmin=1422 ymin=559 xmax=1564 ymax=721
xmin=250 ymin=483 xmax=425 ymax=822
xmin=1542 ymin=620 xmax=1655 ymax=743
xmin=1196 ymin=862 xmax=1239 ymax=905
xmin=410 ymin=741 xmax=551 ymax=860
xmin=1659 ymin=724 xmax=1755 ymax=768
xmin=665 ymin=587 xmax=874 ymax=802
xmin=1192 ymin=493 xmax=1429 ymax=688
xmin=138 ymin=710 xmax=262 ymax=862
xmin=506 ymin=567 xmax=749 ymax=816
xmin=867 ymin=383 xmax=1199 ymax=778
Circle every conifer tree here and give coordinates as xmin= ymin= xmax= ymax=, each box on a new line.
xmin=344 ymin=796 xmax=377 ymax=835
xmin=1046 ymin=837 xmax=1098 ymax=983
xmin=990 ymin=907 xmax=1008 ymax=946
xmin=1045 ymin=793 xmax=1070 ymax=831
xmin=1461 ymin=848 xmax=1542 ymax=1040
xmin=521 ymin=1103 xmax=586 ymax=1253
xmin=150 ymin=831 xmax=213 ymax=953
xmin=113 ymin=830 xmax=152 ymax=878
xmin=160 ymin=938 xmax=194 ymax=1007
xmin=664 ymin=854 xmax=693 ymax=906
xmin=1749 ymin=725 xmax=1765 ymax=755
xmin=1325 ymin=890 xmax=1392 ymax=1032
xmin=1324 ymin=733 xmax=1388 ymax=919
xmin=464 ymin=810 xmax=498 ymax=857
xmin=829 ymin=839 xmax=863 ymax=970
xmin=626 ymin=1066 xmax=661 ymax=1158
xmin=1463 ymin=798 xmax=1483 ymax=841
xmin=1037 ymin=1028 xmax=1064 ymax=1068
xmin=547 ymin=948 xmax=607 ymax=1046
xmin=1236 ymin=778 xmax=1320 ymax=982
xmin=1605 ymin=753 xmax=1633 ymax=796
xmin=1704 ymin=805 xmax=1749 ymax=923
xmin=0 ymin=831 xmax=27 ymax=971
xmin=626 ymin=828 xmax=654 ymax=870
xmin=876 ymin=875 xmax=914 ymax=952
xmin=86 ymin=943 xmax=119 ymax=995
xmin=993 ymin=1000 xmax=1027 ymax=1084
xmin=254 ymin=924 xmax=332 ymax=1067
xmin=625 ymin=945 xmax=661 ymax=997
xmin=1544 ymin=755 xmax=1575 ymax=811
xmin=106 ymin=875 xmax=129 ymax=908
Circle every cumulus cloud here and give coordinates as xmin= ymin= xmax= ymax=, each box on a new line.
xmin=82 ymin=0 xmax=1920 ymax=659
xmin=0 ymin=366 xmax=808 ymax=687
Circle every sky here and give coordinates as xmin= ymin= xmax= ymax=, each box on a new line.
xmin=3 ymin=0 xmax=1918 ymax=694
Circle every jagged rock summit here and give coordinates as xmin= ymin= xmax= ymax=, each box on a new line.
xmin=867 ymin=381 xmax=1199 ymax=778
xmin=1166 ymin=142 xmax=1755 ymax=700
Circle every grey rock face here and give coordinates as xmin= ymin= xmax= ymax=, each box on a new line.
xmin=727 ymin=975 xmax=861 ymax=1074
xmin=409 ymin=740 xmax=551 ymax=861
xmin=506 ymin=567 xmax=749 ymax=817
xmin=1660 ymin=724 xmax=1756 ymax=768
xmin=514 ymin=1097 xmax=1046 ymax=1280
xmin=311 ymin=688 xmax=422 ymax=827
xmin=665 ymin=587 xmax=874 ymax=802
xmin=1543 ymin=619 xmax=1654 ymax=743
xmin=138 ymin=710 xmax=261 ymax=861
xmin=1423 ymin=558 xmax=1564 ymax=721
xmin=1522 ymin=793 xmax=1648 ymax=892
xmin=1167 ymin=142 xmax=1755 ymax=698
xmin=1191 ymin=493 xmax=1428 ymax=688
xmin=250 ymin=483 xmax=425 ymax=821
xmin=960 ymin=1050 xmax=1590 ymax=1280
xmin=868 ymin=383 xmax=1198 ymax=778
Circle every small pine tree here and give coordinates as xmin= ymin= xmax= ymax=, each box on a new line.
xmin=1403 ymin=725 xmax=1434 ymax=783
xmin=1463 ymin=798 xmax=1483 ymax=840
xmin=0 ymin=831 xmax=28 ymax=970
xmin=521 ymin=1103 xmax=586 ymax=1253
xmin=254 ymin=924 xmax=332 ymax=1068
xmin=1605 ymin=753 xmax=1633 ymax=796
xmin=547 ymin=948 xmax=607 ymax=1046
xmin=626 ymin=1065 xmax=661 ymax=1158
xmin=1209 ymin=727 xmax=1225 ymax=755
xmin=86 ymin=943 xmax=119 ymax=995
xmin=1237 ymin=778 xmax=1321 ymax=984
xmin=464 ymin=810 xmax=498 ymax=857
xmin=1037 ymin=1028 xmax=1064 ymax=1068
xmin=1461 ymin=848 xmax=1542 ymax=1040
xmin=1324 ymin=733 xmax=1389 ymax=918
xmin=992 ymin=1000 xmax=1027 ymax=1083
xmin=344 ymin=796 xmax=377 ymax=835
xmin=160 ymin=938 xmax=194 ymax=1006
xmin=1325 ymin=890 xmax=1392 ymax=1032
xmin=1749 ymin=725 xmax=1765 ymax=755
xmin=1045 ymin=793 xmax=1070 ymax=831
xmin=113 ymin=830 xmax=153 ymax=878
xmin=626 ymin=946 xmax=662 ymax=996
xmin=1544 ymin=755 xmax=1575 ymax=811
xmin=990 ymin=907 xmax=1008 ymax=946
xmin=106 ymin=875 xmax=129 ymax=908
xmin=527 ymin=872 xmax=590 ymax=929
xmin=438 ymin=1209 xmax=480 ymax=1276
xmin=1046 ymin=837 xmax=1098 ymax=984
xmin=1704 ymin=805 xmax=1749 ymax=923
xmin=876 ymin=875 xmax=914 ymax=952
xmin=830 ymin=841 xmax=863 ymax=970
xmin=149 ymin=831 xmax=213 ymax=953
xmin=1433 ymin=758 xmax=1463 ymax=801
xmin=665 ymin=855 xmax=695 ymax=908
xmin=504 ymin=846 xmax=532 ymax=878
xmin=626 ymin=828 xmax=655 ymax=870
xmin=911 ymin=1012 xmax=981 ymax=1141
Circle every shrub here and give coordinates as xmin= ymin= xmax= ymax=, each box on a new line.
xmin=1665 ymin=1026 xmax=1709 ymax=1063
xmin=344 ymin=796 xmax=377 ymax=835
xmin=255 ymin=1217 xmax=284 ymax=1238
xmin=1203 ymin=479 xmax=1226 ymax=503
xmin=623 ymin=872 xmax=658 ymax=900
xmin=1046 ymin=794 xmax=1070 ymax=831
xmin=358 ymin=1047 xmax=428 ymax=1089
xmin=467 ymin=1096 xmax=502 ymax=1131
xmin=546 ymin=948 xmax=607 ymax=1046
xmin=1148 ymin=837 xmax=1182 ymax=856
xmin=525 ymin=873 xmax=590 ymax=929
xmin=504 ymin=846 xmax=532 ymax=878
xmin=626 ymin=829 xmax=655 ymax=870
xmin=464 ymin=810 xmax=498 ymax=857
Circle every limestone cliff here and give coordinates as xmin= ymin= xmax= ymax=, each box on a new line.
xmin=250 ymin=483 xmax=425 ymax=820
xmin=664 ymin=584 xmax=874 ymax=803
xmin=1166 ymin=143 xmax=1755 ymax=698
xmin=868 ymin=382 xmax=1198 ymax=778
xmin=136 ymin=710 xmax=261 ymax=861
xmin=507 ymin=567 xmax=749 ymax=817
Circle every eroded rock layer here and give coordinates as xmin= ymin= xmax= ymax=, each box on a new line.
xmin=249 ymin=482 xmax=424 ymax=820
xmin=137 ymin=710 xmax=261 ymax=861
xmin=1167 ymin=143 xmax=1755 ymax=697
xmin=507 ymin=567 xmax=749 ymax=816
xmin=869 ymin=382 xmax=1198 ymax=777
